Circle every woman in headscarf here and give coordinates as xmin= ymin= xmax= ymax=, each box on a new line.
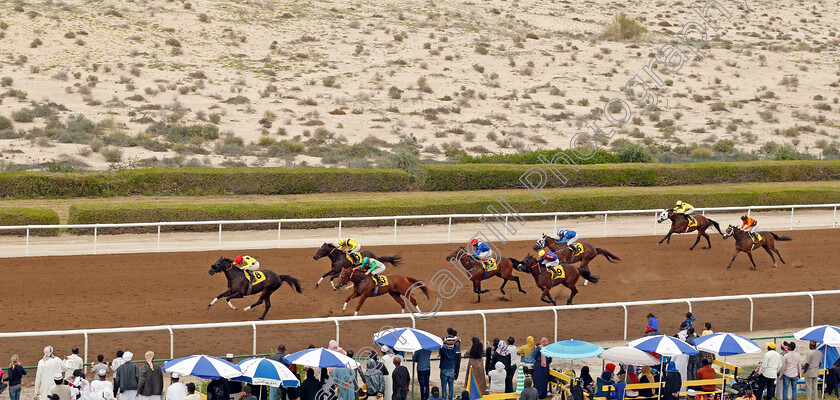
xmin=35 ymin=346 xmax=63 ymax=400
xmin=531 ymin=338 xmax=552 ymax=399
xmin=465 ymin=337 xmax=486 ymax=394
xmin=663 ymin=362 xmax=682 ymax=400
xmin=580 ymin=366 xmax=595 ymax=395
xmin=638 ymin=366 xmax=657 ymax=398
xmin=137 ymin=351 xmax=163 ymax=400
xmin=519 ymin=337 xmax=536 ymax=374
xmin=495 ymin=341 xmax=513 ymax=393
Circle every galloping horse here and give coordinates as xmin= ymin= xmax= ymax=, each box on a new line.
xmin=534 ymin=235 xmax=620 ymax=283
xmin=312 ymin=243 xmax=402 ymax=289
xmin=445 ymin=247 xmax=526 ymax=303
xmin=207 ymin=257 xmax=302 ymax=320
xmin=657 ymin=209 xmax=723 ymax=249
xmin=334 ymin=267 xmax=430 ymax=316
xmin=514 ymin=255 xmax=598 ymax=305
xmin=722 ymin=225 xmax=792 ymax=270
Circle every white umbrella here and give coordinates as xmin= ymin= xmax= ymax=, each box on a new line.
xmin=232 ymin=358 xmax=300 ymax=388
xmin=599 ymin=347 xmax=660 ymax=365
xmin=373 ymin=328 xmax=443 ymax=352
xmin=693 ymin=333 xmax=761 ymax=397
xmin=283 ymin=348 xmax=360 ymax=369
xmin=794 ymin=325 xmax=840 ymax=399
xmin=629 ymin=335 xmax=697 ymax=400
xmin=162 ymin=355 xmax=242 ymax=379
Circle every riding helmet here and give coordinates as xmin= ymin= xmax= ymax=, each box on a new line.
xmin=470 ymin=238 xmax=479 ymax=246
xmin=234 ymin=255 xmax=244 ymax=264
xmin=362 ymin=257 xmax=370 ymax=264
xmin=557 ymin=229 xmax=565 ymax=237
xmin=676 ymin=200 xmax=683 ymax=206
xmin=741 ymin=214 xmax=747 ymax=220
xmin=538 ymin=250 xmax=546 ymax=258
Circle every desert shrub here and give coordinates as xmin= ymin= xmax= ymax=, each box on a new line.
xmin=602 ymin=12 xmax=647 ymax=40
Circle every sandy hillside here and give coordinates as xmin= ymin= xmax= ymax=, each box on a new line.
xmin=0 ymin=0 xmax=838 ymax=170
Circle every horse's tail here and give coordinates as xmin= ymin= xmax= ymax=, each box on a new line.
xmin=379 ymin=255 xmax=403 ymax=266
xmin=278 ymin=275 xmax=303 ymax=293
xmin=708 ymin=218 xmax=724 ymax=235
xmin=579 ymin=267 xmax=599 ymax=284
xmin=406 ymin=277 xmax=430 ymax=299
xmin=507 ymin=257 xmax=522 ymax=267
xmin=769 ymin=232 xmax=793 ymax=241
xmin=595 ymin=248 xmax=621 ymax=263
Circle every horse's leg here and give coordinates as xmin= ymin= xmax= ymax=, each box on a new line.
xmin=762 ymin=245 xmax=778 ymax=268
xmin=773 ymin=245 xmax=787 ymax=264
xmin=513 ymin=276 xmax=527 ymax=294
xmin=342 ymin=291 xmax=360 ymax=314
xmin=746 ymin=251 xmax=758 ymax=270
xmin=473 ymin=281 xmax=482 ymax=303
xmin=689 ymin=232 xmax=702 ymax=250
xmin=353 ymin=293 xmax=372 ymax=317
xmin=566 ymin=285 xmax=579 ymax=305
xmin=726 ymin=249 xmax=740 ymax=270
xmin=540 ymin=287 xmax=554 ymax=305
xmin=207 ymin=290 xmax=231 ymax=309
xmin=703 ymin=231 xmax=712 ymax=249
xmin=258 ymin=294 xmax=273 ymax=320
xmin=657 ymin=230 xmax=674 ymax=245
xmin=579 ymin=259 xmax=591 ymax=286
xmin=316 ymin=270 xmax=333 ymax=289
xmin=389 ymin=292 xmax=407 ymax=314
xmin=499 ymin=278 xmax=508 ymax=295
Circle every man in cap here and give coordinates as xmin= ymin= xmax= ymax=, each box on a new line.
xmin=804 ymin=341 xmax=823 ymax=400
xmin=49 ymin=373 xmax=72 ymax=400
xmin=91 ymin=368 xmax=115 ymax=400
xmin=63 ymin=346 xmax=84 ymax=380
xmin=114 ymin=352 xmax=139 ymax=400
xmin=757 ymin=342 xmax=782 ymax=400
xmin=685 ymin=389 xmax=696 ymax=400
xmin=166 ymin=373 xmax=188 ymax=400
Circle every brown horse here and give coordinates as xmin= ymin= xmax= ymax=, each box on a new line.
xmin=334 ymin=267 xmax=430 ymax=316
xmin=722 ymin=225 xmax=792 ymax=270
xmin=657 ymin=209 xmax=724 ymax=249
xmin=445 ymin=247 xmax=526 ymax=303
xmin=533 ymin=235 xmax=620 ymax=279
xmin=514 ymin=255 xmax=599 ymax=305
xmin=207 ymin=257 xmax=302 ymax=320
xmin=312 ymin=243 xmax=402 ymax=289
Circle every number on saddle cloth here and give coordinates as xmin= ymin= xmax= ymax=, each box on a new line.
xmin=244 ymin=270 xmax=267 ymax=285
xmin=481 ymin=258 xmax=498 ymax=272
xmin=570 ymin=243 xmax=584 ymax=257
xmin=374 ymin=275 xmax=389 ymax=287
xmin=687 ymin=216 xmax=698 ymax=227
xmin=346 ymin=252 xmax=362 ymax=265
xmin=550 ymin=265 xmax=565 ymax=280
xmin=751 ymin=232 xmax=762 ymax=243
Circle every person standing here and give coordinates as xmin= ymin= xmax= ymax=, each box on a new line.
xmin=4 ymin=355 xmax=26 ymax=400
xmin=363 ymin=359 xmax=385 ymax=399
xmin=685 ymin=328 xmax=701 ymax=380
xmin=114 ymin=352 xmax=139 ymax=400
xmin=111 ymin=351 xmax=126 ymax=399
xmin=90 ymin=370 xmax=114 ymax=400
xmin=50 ymin=373 xmax=73 ymax=400
xmin=757 ymin=342 xmax=782 ymax=400
xmin=518 ymin=378 xmax=538 ymax=400
xmin=663 ymin=362 xmax=682 ymax=400
xmin=165 ymin=374 xmax=187 ymax=400
xmin=645 ymin=314 xmax=659 ymax=335
xmin=804 ymin=342 xmax=822 ymax=400
xmin=184 ymin=384 xmax=201 ymax=400
xmin=439 ymin=334 xmax=460 ymax=400
xmin=465 ymin=338 xmax=486 ymax=395
xmin=779 ymin=342 xmax=801 ymax=400
xmin=494 ymin=342 xmax=513 ymax=393
xmin=298 ymin=369 xmax=320 ymax=400
xmin=91 ymin=355 xmax=109 ymax=378
xmin=36 ymin=346 xmax=64 ymax=400
xmin=412 ymin=349 xmax=432 ymax=400
xmin=532 ymin=338 xmax=552 ymax=399
xmin=64 ymin=347 xmax=84 ymax=380
xmin=138 ymin=351 xmax=163 ymax=400
xmin=269 ymin=345 xmax=289 ymax=400
xmin=391 ymin=356 xmax=410 ymax=400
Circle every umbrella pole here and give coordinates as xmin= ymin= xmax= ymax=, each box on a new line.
xmin=822 ymin=350 xmax=827 ymax=399
xmin=721 ymin=356 xmax=727 ymax=400
xmin=657 ymin=360 xmax=663 ymax=400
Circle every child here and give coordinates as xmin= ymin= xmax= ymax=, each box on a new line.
xmin=429 ymin=387 xmax=444 ymax=400
xmin=684 ymin=312 xmax=696 ymax=329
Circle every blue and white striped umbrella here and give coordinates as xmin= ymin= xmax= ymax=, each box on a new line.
xmin=628 ymin=335 xmax=698 ymax=356
xmin=795 ymin=325 xmax=840 ymax=347
xmin=283 ymin=348 xmax=360 ymax=369
xmin=162 ymin=355 xmax=242 ymax=379
xmin=373 ymin=328 xmax=443 ymax=352
xmin=232 ymin=358 xmax=299 ymax=388
xmin=693 ymin=333 xmax=761 ymax=356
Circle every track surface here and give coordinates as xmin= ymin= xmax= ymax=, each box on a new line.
xmin=2 ymin=228 xmax=839 ymax=364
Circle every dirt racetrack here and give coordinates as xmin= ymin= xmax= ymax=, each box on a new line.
xmin=2 ymin=228 xmax=839 ymax=365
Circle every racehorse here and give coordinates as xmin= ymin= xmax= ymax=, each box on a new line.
xmin=312 ymin=243 xmax=402 ymax=289
xmin=657 ymin=209 xmax=723 ymax=249
xmin=722 ymin=225 xmax=792 ymax=270
xmin=334 ymin=267 xmax=430 ymax=316
xmin=445 ymin=246 xmax=526 ymax=303
xmin=207 ymin=257 xmax=302 ymax=320
xmin=533 ymin=234 xmax=620 ymax=283
xmin=514 ymin=255 xmax=599 ymax=305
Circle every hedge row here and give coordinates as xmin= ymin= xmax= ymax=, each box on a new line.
xmin=0 ymin=167 xmax=411 ymax=198
xmin=66 ymin=184 xmax=840 ymax=234
xmin=416 ymin=161 xmax=840 ymax=191
xmin=0 ymin=208 xmax=60 ymax=236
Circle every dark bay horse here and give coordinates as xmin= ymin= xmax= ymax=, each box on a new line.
xmin=207 ymin=257 xmax=302 ymax=320
xmin=312 ymin=243 xmax=402 ymax=289
xmin=514 ymin=255 xmax=598 ymax=305
xmin=334 ymin=267 xmax=430 ymax=316
xmin=657 ymin=209 xmax=723 ymax=249
xmin=445 ymin=246 xmax=526 ymax=303
xmin=534 ymin=234 xmax=619 ymax=285
xmin=722 ymin=225 xmax=792 ymax=270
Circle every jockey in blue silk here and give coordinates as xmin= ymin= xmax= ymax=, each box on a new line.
xmin=556 ymin=229 xmax=578 ymax=246
xmin=469 ymin=238 xmax=492 ymax=261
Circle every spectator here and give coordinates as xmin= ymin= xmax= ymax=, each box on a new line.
xmin=364 ymin=359 xmax=385 ymax=399
xmin=677 ymin=322 xmax=688 ymax=341
xmin=184 ymin=383 xmax=201 ymax=400
xmin=456 ymin=391 xmax=469 ymax=400
xmin=464 ymin=338 xmax=487 ymax=394
xmin=684 ymin=313 xmax=695 ymax=328
xmin=519 ymin=378 xmax=538 ymax=400
xmin=223 ymin=354 xmax=242 ymax=399
xmin=579 ymin=366 xmax=594 ymax=396
xmin=663 ymin=362 xmax=682 ymax=400
xmin=240 ymin=386 xmax=257 ymax=400
xmin=638 ymin=366 xmax=656 ymax=398
xmin=269 ymin=345 xmax=289 ymax=400
xmin=804 ymin=341 xmax=822 ymax=400
xmin=111 ymin=351 xmax=126 ymax=373
xmin=645 ymin=314 xmax=659 ymax=335
xmin=757 ymin=342 xmax=781 ymax=400
xmin=685 ymin=328 xmax=700 ymax=380
xmin=165 ymin=373 xmax=187 ymax=400
xmin=487 ymin=362 xmax=506 ymax=394
xmin=701 ymin=322 xmax=713 ymax=336
xmin=64 ymin=347 xmax=84 ymax=380
xmin=779 ymin=341 xmax=801 ymax=400
xmin=412 ymin=349 xmax=432 ymax=400
xmin=686 ymin=389 xmax=696 ymax=400
xmin=138 ymin=351 xmax=163 ymax=400
xmin=91 ymin=355 xmax=109 ymax=378
xmin=519 ymin=337 xmax=536 ymax=374
xmin=391 ymin=356 xmax=410 ymax=400
xmin=532 ymin=338 xmax=552 ymax=399
xmin=439 ymin=332 xmax=460 ymax=400
xmin=114 ymin=352 xmax=139 ymax=400
xmin=332 ymin=359 xmax=355 ymax=400
xmin=207 ymin=378 xmax=229 ymax=400
xmin=485 ymin=339 xmax=498 ymax=375
xmin=697 ymin=359 xmax=717 ymax=392
xmin=50 ymin=373 xmax=72 ymax=400
xmin=493 ymin=341 xmax=513 ymax=393
xmin=90 ymin=369 xmax=114 ymax=400
xmin=298 ymin=369 xmax=320 ymax=400
xmin=380 ymin=346 xmax=395 ymax=400
xmin=698 ymin=323 xmax=715 ymax=365
xmin=595 ymin=369 xmax=615 ymax=398
xmin=429 ymin=387 xmax=444 ymax=400
xmin=36 ymin=346 xmax=64 ymax=400
xmin=4 ymin=354 xmax=25 ymax=400
xmin=739 ymin=388 xmax=756 ymax=400
xmin=70 ymin=370 xmax=92 ymax=400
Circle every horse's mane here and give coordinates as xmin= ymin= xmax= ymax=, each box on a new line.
xmin=218 ymin=257 xmax=233 ymax=263
xmin=323 ymin=242 xmax=336 ymax=248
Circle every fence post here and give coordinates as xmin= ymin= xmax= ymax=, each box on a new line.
xmin=808 ymin=293 xmax=815 ymax=326
xmin=332 ymin=318 xmax=340 ymax=343
xmin=747 ymin=296 xmax=754 ymax=331
xmin=252 ymin=323 xmax=257 ymax=355
xmin=554 ymin=214 xmax=558 ymax=235
xmin=218 ymin=223 xmax=222 ymax=250
xmin=479 ymin=312 xmax=487 ymax=345
xmin=653 ymin=212 xmax=657 ymax=235
xmin=790 ymin=207 xmax=795 ymax=230
xmin=834 ymin=206 xmax=837 ymax=228
xmin=338 ymin=220 xmax=342 ymax=239
xmin=447 ymin=217 xmax=452 ymax=243
xmin=167 ymin=327 xmax=174 ymax=359
xmin=157 ymin=225 xmax=161 ymax=252
xmin=685 ymin=300 xmax=692 ymax=313
xmin=394 ymin=219 xmax=398 ymax=245
xmin=409 ymin=314 xmax=416 ymax=329
xmin=552 ymin=308 xmax=558 ymax=343
xmin=83 ymin=331 xmax=89 ymax=366
xmin=278 ymin=222 xmax=282 ymax=248
xmin=25 ymin=228 xmax=29 ymax=257
xmin=93 ymin=225 xmax=98 ymax=254
xmin=621 ymin=304 xmax=628 ymax=341
xmin=603 ymin=213 xmax=608 ymax=237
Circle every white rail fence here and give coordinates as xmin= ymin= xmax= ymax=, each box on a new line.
xmin=3 ymin=289 xmax=838 ymax=365
xmin=1 ymin=204 xmax=838 ymax=256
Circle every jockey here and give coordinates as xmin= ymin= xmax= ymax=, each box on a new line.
xmin=469 ymin=238 xmax=492 ymax=261
xmin=556 ymin=229 xmax=578 ymax=246
xmin=337 ymin=238 xmax=361 ymax=253
xmin=359 ymin=257 xmax=386 ymax=280
xmin=674 ymin=201 xmax=695 ymax=215
xmin=234 ymin=255 xmax=260 ymax=284
xmin=538 ymin=249 xmax=560 ymax=270
xmin=740 ymin=214 xmax=759 ymax=241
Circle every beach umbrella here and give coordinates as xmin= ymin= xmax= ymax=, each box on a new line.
xmin=541 ymin=340 xmax=604 ymax=378
xmin=693 ymin=333 xmax=761 ymax=396
xmin=629 ymin=335 xmax=697 ymax=400
xmin=162 ymin=355 xmax=242 ymax=379
xmin=232 ymin=358 xmax=300 ymax=388
xmin=599 ymin=347 xmax=659 ymax=365
xmin=283 ymin=348 xmax=360 ymax=369
xmin=373 ymin=327 xmax=443 ymax=352
xmin=795 ymin=326 xmax=840 ymax=399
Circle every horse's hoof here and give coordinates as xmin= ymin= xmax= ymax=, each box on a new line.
xmin=500 ymin=290 xmax=506 ymax=295
xmin=314 ymin=284 xmax=320 ymax=289
xmin=244 ymin=306 xmax=251 ymax=311
xmin=520 ymin=290 xmax=527 ymax=294
xmin=750 ymin=267 xmax=757 ymax=271
xmin=206 ymin=305 xmax=211 ymax=310
xmin=258 ymin=317 xmax=265 ymax=321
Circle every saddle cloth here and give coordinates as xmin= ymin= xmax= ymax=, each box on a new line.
xmin=346 ymin=252 xmax=363 ymax=265
xmin=481 ymin=258 xmax=498 ymax=272
xmin=244 ymin=270 xmax=267 ymax=285
xmin=374 ymin=275 xmax=389 ymax=287
xmin=687 ymin=216 xmax=698 ymax=227
xmin=750 ymin=232 xmax=763 ymax=243
xmin=569 ymin=243 xmax=584 ymax=257
xmin=549 ymin=265 xmax=566 ymax=280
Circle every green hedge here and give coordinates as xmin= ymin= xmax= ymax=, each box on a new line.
xmin=0 ymin=167 xmax=410 ymax=198
xmin=417 ymin=161 xmax=840 ymax=191
xmin=457 ymin=148 xmax=620 ymax=164
xmin=66 ymin=183 xmax=840 ymax=234
xmin=0 ymin=207 xmax=60 ymax=236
